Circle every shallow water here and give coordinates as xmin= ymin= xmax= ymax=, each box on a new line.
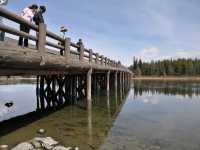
xmin=1 ymin=79 xmax=200 ymax=150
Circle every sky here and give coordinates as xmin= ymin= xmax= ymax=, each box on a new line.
xmin=4 ymin=0 xmax=200 ymax=66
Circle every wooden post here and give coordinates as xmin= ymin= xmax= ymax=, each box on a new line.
xmin=87 ymin=68 xmax=92 ymax=101
xmin=105 ymin=57 xmax=107 ymax=66
xmin=38 ymin=23 xmax=46 ymax=54
xmin=77 ymin=39 xmax=84 ymax=61
xmin=101 ymin=55 xmax=104 ymax=65
xmin=40 ymin=75 xmax=45 ymax=110
xmin=107 ymin=59 xmax=110 ymax=66
xmin=115 ymin=71 xmax=118 ymax=92
xmin=38 ymin=23 xmax=46 ymax=65
xmin=122 ymin=72 xmax=124 ymax=92
xmin=107 ymin=70 xmax=110 ymax=92
xmin=64 ymin=37 xmax=71 ymax=62
xmin=96 ymin=53 xmax=99 ymax=64
xmin=110 ymin=60 xmax=113 ymax=67
xmin=51 ymin=75 xmax=57 ymax=107
xmin=89 ymin=49 xmax=93 ymax=63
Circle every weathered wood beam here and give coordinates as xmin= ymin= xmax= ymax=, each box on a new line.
xmin=87 ymin=68 xmax=92 ymax=101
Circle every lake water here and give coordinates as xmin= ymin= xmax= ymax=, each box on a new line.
xmin=0 ymin=79 xmax=200 ymax=150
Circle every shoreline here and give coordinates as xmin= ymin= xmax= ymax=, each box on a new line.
xmin=132 ymin=76 xmax=200 ymax=81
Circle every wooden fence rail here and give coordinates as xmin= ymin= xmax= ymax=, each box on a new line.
xmin=0 ymin=7 xmax=129 ymax=71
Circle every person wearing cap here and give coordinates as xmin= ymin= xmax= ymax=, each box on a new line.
xmin=18 ymin=4 xmax=38 ymax=47
xmin=33 ymin=6 xmax=46 ymax=25
xmin=33 ymin=6 xmax=46 ymax=49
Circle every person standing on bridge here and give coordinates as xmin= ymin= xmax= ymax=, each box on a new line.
xmin=18 ymin=4 xmax=38 ymax=47
xmin=33 ymin=6 xmax=46 ymax=25
xmin=0 ymin=0 xmax=8 ymax=41
xmin=33 ymin=6 xmax=46 ymax=49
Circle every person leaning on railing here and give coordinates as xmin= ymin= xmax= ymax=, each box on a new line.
xmin=18 ymin=4 xmax=38 ymax=47
xmin=0 ymin=0 xmax=8 ymax=41
xmin=33 ymin=6 xmax=46 ymax=48
xmin=33 ymin=6 xmax=46 ymax=25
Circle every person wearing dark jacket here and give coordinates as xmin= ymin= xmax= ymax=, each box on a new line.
xmin=33 ymin=6 xmax=46 ymax=25
xmin=33 ymin=6 xmax=46 ymax=49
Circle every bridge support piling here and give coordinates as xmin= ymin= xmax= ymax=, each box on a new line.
xmin=115 ymin=71 xmax=118 ymax=92
xmin=36 ymin=75 xmax=40 ymax=110
xmin=119 ymin=72 xmax=122 ymax=89
xmin=122 ymin=72 xmax=125 ymax=92
xmin=107 ymin=71 xmax=110 ymax=92
xmin=87 ymin=68 xmax=92 ymax=101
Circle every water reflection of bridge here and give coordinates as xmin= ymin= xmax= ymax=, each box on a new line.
xmin=0 ymin=83 xmax=130 ymax=148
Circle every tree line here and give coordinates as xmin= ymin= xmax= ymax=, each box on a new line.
xmin=129 ymin=57 xmax=200 ymax=76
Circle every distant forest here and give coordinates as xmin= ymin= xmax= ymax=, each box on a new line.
xmin=129 ymin=57 xmax=200 ymax=76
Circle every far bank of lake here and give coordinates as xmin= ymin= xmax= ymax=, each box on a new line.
xmin=133 ymin=76 xmax=200 ymax=81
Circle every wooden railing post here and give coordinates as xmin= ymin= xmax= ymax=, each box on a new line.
xmin=96 ymin=53 xmax=99 ymax=64
xmin=101 ymin=55 xmax=104 ymax=65
xmin=108 ymin=59 xmax=110 ymax=66
xmin=114 ymin=61 xmax=117 ymax=67
xmin=89 ymin=49 xmax=93 ymax=63
xmin=105 ymin=57 xmax=107 ymax=66
xmin=77 ymin=39 xmax=84 ymax=61
xmin=38 ymin=23 xmax=46 ymax=54
xmin=64 ymin=37 xmax=71 ymax=62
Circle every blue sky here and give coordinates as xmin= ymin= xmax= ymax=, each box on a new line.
xmin=5 ymin=0 xmax=200 ymax=65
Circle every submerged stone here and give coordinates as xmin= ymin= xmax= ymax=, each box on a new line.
xmin=53 ymin=146 xmax=71 ymax=150
xmin=11 ymin=142 xmax=34 ymax=150
xmin=37 ymin=129 xmax=46 ymax=135
xmin=34 ymin=137 xmax=58 ymax=146
xmin=0 ymin=145 xmax=8 ymax=150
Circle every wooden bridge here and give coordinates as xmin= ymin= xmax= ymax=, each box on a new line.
xmin=0 ymin=8 xmax=132 ymax=104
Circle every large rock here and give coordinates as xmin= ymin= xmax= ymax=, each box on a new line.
xmin=11 ymin=136 xmax=72 ymax=150
xmin=11 ymin=142 xmax=34 ymax=150
xmin=34 ymin=137 xmax=58 ymax=149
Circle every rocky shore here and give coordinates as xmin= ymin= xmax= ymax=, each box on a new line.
xmin=0 ymin=129 xmax=79 ymax=150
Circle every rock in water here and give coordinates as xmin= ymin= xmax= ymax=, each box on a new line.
xmin=34 ymin=137 xmax=58 ymax=149
xmin=11 ymin=142 xmax=34 ymax=150
xmin=29 ymin=140 xmax=42 ymax=149
xmin=0 ymin=145 xmax=8 ymax=150
xmin=37 ymin=128 xmax=46 ymax=135
xmin=34 ymin=137 xmax=58 ymax=145
xmin=53 ymin=146 xmax=72 ymax=150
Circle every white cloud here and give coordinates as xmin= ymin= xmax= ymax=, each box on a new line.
xmin=136 ymin=47 xmax=200 ymax=62
xmin=175 ymin=51 xmax=200 ymax=59
xmin=136 ymin=47 xmax=163 ymax=61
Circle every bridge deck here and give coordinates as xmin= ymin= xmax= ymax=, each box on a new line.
xmin=0 ymin=7 xmax=131 ymax=76
xmin=0 ymin=39 xmax=130 ymax=76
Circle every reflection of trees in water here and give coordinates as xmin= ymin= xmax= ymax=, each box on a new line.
xmin=133 ymin=80 xmax=200 ymax=98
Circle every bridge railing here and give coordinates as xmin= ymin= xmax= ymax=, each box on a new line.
xmin=0 ymin=7 xmax=129 ymax=71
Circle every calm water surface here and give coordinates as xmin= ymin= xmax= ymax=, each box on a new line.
xmin=0 ymin=79 xmax=200 ymax=150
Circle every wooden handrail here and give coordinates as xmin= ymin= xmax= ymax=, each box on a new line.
xmin=0 ymin=24 xmax=37 ymax=41
xmin=0 ymin=7 xmax=132 ymax=72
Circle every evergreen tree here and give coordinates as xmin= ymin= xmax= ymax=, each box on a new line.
xmin=129 ymin=57 xmax=200 ymax=76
